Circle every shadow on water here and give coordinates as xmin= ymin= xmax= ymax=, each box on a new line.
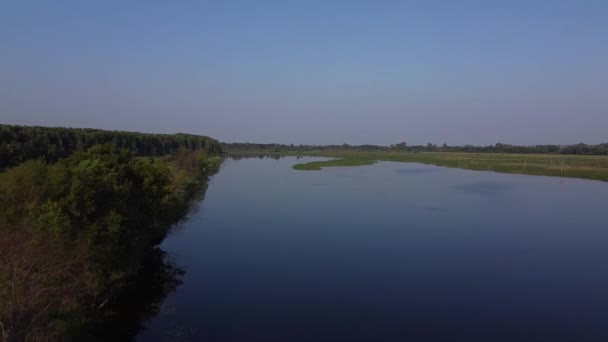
xmin=165 ymin=181 xmax=210 ymax=238
xmin=85 ymin=170 xmax=218 ymax=340
xmin=84 ymin=248 xmax=185 ymax=341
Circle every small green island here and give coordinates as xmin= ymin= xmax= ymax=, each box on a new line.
xmin=292 ymin=158 xmax=377 ymax=170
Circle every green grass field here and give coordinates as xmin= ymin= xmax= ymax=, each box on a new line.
xmin=289 ymin=151 xmax=608 ymax=182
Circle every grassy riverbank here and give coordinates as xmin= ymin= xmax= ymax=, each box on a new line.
xmin=289 ymin=151 xmax=608 ymax=182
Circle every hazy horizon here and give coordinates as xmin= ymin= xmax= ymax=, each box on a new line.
xmin=2 ymin=1 xmax=607 ymax=146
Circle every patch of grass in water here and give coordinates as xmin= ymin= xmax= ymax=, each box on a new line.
xmin=293 ymin=158 xmax=377 ymax=170
xmin=290 ymin=151 xmax=608 ymax=182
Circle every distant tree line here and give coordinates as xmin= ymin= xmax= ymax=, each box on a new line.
xmin=0 ymin=124 xmax=222 ymax=169
xmin=222 ymin=141 xmax=608 ymax=155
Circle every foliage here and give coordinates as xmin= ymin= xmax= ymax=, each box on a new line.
xmin=0 ymin=144 xmax=222 ymax=340
xmin=222 ymin=141 xmax=608 ymax=156
xmin=0 ymin=124 xmax=221 ymax=169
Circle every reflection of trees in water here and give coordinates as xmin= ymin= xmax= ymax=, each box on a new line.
xmin=162 ymin=182 xmax=209 ymax=239
xmin=84 ymin=248 xmax=185 ymax=341
xmin=226 ymin=153 xmax=288 ymax=161
xmin=86 ymin=184 xmax=212 ymax=340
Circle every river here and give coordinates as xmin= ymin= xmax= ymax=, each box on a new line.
xmin=138 ymin=156 xmax=608 ymax=341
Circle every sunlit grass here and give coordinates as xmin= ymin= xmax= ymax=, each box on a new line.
xmin=292 ymin=158 xmax=376 ymax=170
xmin=291 ymin=151 xmax=608 ymax=181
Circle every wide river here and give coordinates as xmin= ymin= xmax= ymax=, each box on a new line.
xmin=138 ymin=157 xmax=608 ymax=341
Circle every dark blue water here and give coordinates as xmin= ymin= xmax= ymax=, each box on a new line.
xmin=138 ymin=157 xmax=608 ymax=342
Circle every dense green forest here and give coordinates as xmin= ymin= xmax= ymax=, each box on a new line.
xmin=222 ymin=141 xmax=608 ymax=155
xmin=0 ymin=126 xmax=222 ymax=341
xmin=0 ymin=124 xmax=221 ymax=169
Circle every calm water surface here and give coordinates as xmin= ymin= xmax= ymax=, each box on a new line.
xmin=138 ymin=157 xmax=608 ymax=341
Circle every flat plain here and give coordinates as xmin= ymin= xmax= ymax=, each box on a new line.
xmin=287 ymin=151 xmax=608 ymax=182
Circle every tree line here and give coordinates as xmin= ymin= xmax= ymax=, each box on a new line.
xmin=0 ymin=124 xmax=221 ymax=169
xmin=222 ymin=141 xmax=608 ymax=155
xmin=0 ymin=126 xmax=222 ymax=340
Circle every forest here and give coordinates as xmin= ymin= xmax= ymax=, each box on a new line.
xmin=222 ymin=141 xmax=608 ymax=155
xmin=0 ymin=124 xmax=221 ymax=169
xmin=0 ymin=126 xmax=222 ymax=341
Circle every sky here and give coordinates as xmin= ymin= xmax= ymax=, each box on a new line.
xmin=1 ymin=0 xmax=607 ymax=145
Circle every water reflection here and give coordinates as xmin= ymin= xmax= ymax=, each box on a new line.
xmin=138 ymin=157 xmax=608 ymax=341
xmin=87 ymin=249 xmax=185 ymax=341
xmin=226 ymin=153 xmax=296 ymax=160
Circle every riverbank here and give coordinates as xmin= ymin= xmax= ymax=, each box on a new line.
xmin=217 ymin=149 xmax=608 ymax=182
xmin=289 ymin=151 xmax=608 ymax=181
xmin=0 ymin=144 xmax=222 ymax=340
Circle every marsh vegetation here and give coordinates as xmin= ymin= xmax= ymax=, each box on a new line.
xmin=291 ymin=151 xmax=608 ymax=181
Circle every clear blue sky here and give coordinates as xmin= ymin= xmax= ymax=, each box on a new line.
xmin=1 ymin=0 xmax=607 ymax=145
